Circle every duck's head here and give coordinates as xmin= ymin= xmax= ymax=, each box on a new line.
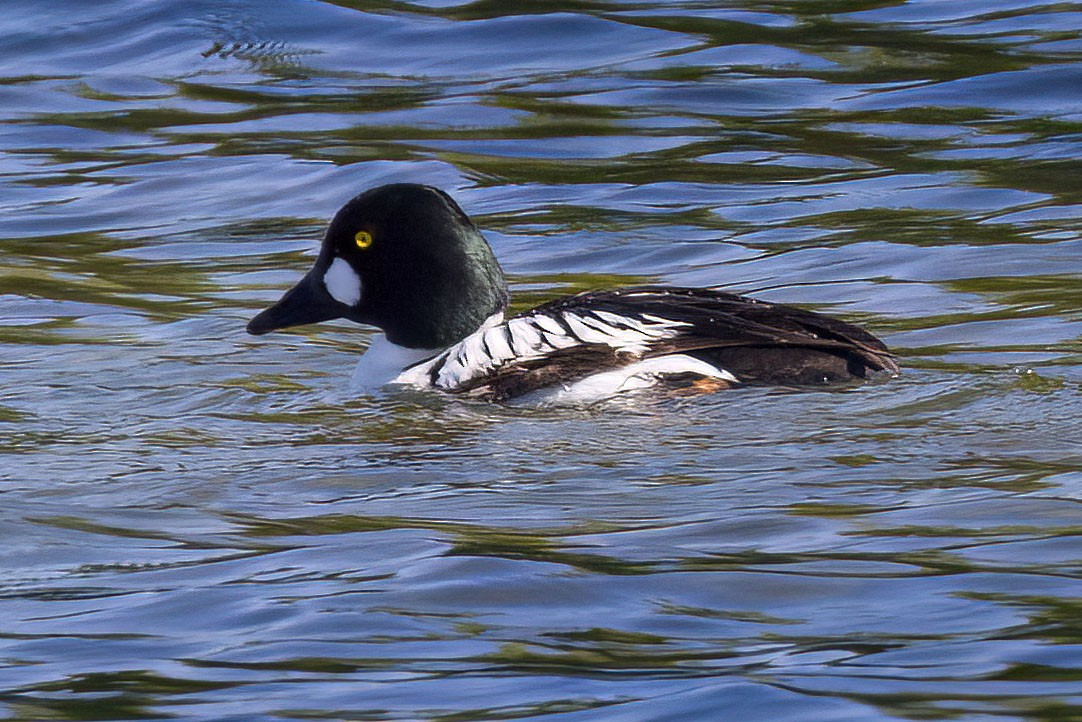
xmin=247 ymin=184 xmax=509 ymax=349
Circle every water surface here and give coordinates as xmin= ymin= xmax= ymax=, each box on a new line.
xmin=1 ymin=1 xmax=1080 ymax=720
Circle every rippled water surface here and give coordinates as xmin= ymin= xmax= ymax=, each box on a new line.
xmin=2 ymin=1 xmax=1081 ymax=720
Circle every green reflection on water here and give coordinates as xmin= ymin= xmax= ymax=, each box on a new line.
xmin=2 ymin=1 xmax=1081 ymax=720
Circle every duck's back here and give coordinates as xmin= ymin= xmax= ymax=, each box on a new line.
xmin=399 ymin=286 xmax=898 ymax=402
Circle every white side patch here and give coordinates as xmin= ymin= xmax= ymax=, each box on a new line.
xmin=324 ymin=257 xmax=362 ymax=306
xmin=525 ymin=355 xmax=737 ymax=405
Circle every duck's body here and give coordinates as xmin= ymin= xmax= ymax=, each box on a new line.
xmin=248 ymin=184 xmax=898 ymax=402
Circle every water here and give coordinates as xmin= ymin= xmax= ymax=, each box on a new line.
xmin=1 ymin=1 xmax=1080 ymax=719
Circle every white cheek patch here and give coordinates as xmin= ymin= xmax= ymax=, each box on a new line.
xmin=323 ymin=257 xmax=362 ymax=306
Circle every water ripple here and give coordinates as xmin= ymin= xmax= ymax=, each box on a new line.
xmin=1 ymin=0 xmax=1080 ymax=720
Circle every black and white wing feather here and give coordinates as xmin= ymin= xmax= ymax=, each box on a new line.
xmin=399 ymin=286 xmax=898 ymax=400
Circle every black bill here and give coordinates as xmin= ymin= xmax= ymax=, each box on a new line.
xmin=247 ymin=270 xmax=344 ymax=335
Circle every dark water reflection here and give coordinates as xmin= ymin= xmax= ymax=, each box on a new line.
xmin=2 ymin=1 xmax=1081 ymax=720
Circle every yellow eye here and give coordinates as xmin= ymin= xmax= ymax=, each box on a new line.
xmin=354 ymin=230 xmax=373 ymax=249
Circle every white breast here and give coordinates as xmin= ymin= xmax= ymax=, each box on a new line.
xmin=350 ymin=334 xmax=440 ymax=392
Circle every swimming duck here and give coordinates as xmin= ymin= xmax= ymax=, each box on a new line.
xmin=247 ymin=183 xmax=898 ymax=402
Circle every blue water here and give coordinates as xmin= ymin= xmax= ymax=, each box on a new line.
xmin=1 ymin=1 xmax=1081 ymax=720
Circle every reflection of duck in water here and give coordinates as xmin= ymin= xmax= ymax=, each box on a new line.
xmin=248 ymin=184 xmax=898 ymax=403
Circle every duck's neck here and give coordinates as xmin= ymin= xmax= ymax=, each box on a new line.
xmin=367 ymin=225 xmax=509 ymax=349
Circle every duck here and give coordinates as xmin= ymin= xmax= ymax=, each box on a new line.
xmin=247 ymin=183 xmax=898 ymax=402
